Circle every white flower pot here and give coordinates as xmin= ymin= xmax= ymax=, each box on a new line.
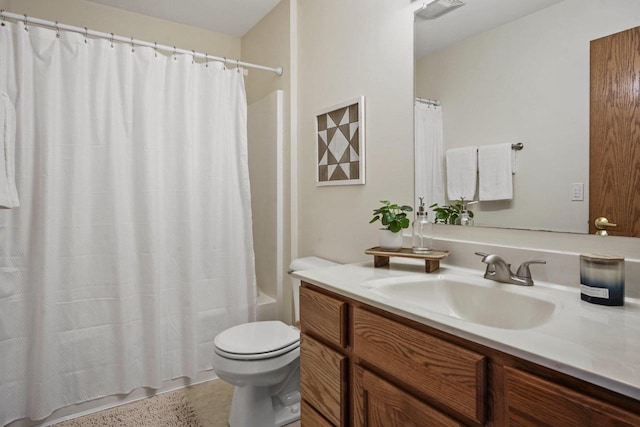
xmin=379 ymin=229 xmax=403 ymax=252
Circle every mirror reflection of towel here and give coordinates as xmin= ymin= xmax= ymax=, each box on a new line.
xmin=445 ymin=146 xmax=477 ymax=201
xmin=0 ymin=92 xmax=19 ymax=209
xmin=478 ymin=143 xmax=513 ymax=201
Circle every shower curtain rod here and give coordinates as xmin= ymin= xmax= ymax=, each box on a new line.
xmin=416 ymin=97 xmax=441 ymax=106
xmin=0 ymin=10 xmax=284 ymax=76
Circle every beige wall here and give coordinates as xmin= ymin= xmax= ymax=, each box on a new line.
xmin=0 ymin=0 xmax=240 ymax=59
xmin=242 ymin=1 xmax=293 ymax=322
xmin=242 ymin=0 xmax=291 ymax=106
xmin=296 ymin=0 xmax=416 ymax=264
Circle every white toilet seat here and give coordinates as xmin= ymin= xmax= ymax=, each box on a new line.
xmin=214 ymin=321 xmax=300 ymax=361
xmin=215 ymin=340 xmax=300 ymax=360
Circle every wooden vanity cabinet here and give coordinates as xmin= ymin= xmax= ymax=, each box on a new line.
xmin=498 ymin=366 xmax=640 ymax=426
xmin=353 ymin=365 xmax=464 ymax=427
xmin=300 ymin=283 xmax=479 ymax=426
xmin=352 ymin=307 xmax=486 ymax=425
xmin=299 ymin=285 xmax=347 ymax=348
xmin=300 ymin=285 xmax=349 ymax=426
xmin=299 ymin=283 xmax=640 ymax=427
xmin=301 ymin=400 xmax=335 ymax=427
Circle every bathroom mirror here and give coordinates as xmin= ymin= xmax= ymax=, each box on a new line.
xmin=414 ymin=0 xmax=640 ymax=234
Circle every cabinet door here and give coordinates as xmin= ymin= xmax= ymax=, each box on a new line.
xmin=302 ymin=400 xmax=334 ymax=427
xmin=300 ymin=334 xmax=348 ymax=426
xmin=352 ymin=307 xmax=486 ymax=424
xmin=502 ymin=366 xmax=640 ymax=426
xmin=353 ymin=365 xmax=463 ymax=427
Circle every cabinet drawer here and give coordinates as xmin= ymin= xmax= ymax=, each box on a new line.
xmin=352 ymin=307 xmax=486 ymax=424
xmin=300 ymin=334 xmax=348 ymax=426
xmin=502 ymin=366 xmax=640 ymax=426
xmin=353 ymin=365 xmax=463 ymax=427
xmin=300 ymin=285 xmax=347 ymax=348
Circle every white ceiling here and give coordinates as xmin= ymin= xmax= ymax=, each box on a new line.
xmin=87 ymin=0 xmax=282 ymax=38
xmin=414 ymin=0 xmax=566 ymax=58
xmin=87 ymin=0 xmax=564 ymax=55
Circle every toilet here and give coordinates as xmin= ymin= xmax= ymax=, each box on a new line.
xmin=212 ymin=257 xmax=338 ymax=427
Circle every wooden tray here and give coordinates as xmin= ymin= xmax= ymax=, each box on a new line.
xmin=365 ymin=246 xmax=450 ymax=273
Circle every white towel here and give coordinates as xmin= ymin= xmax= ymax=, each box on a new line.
xmin=445 ymin=146 xmax=477 ymax=201
xmin=478 ymin=143 xmax=514 ymax=201
xmin=0 ymin=92 xmax=19 ymax=209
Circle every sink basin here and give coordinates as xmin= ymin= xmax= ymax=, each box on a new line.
xmin=361 ymin=275 xmax=556 ymax=330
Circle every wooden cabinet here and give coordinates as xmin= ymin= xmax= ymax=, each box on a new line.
xmin=352 ymin=307 xmax=486 ymax=424
xmin=300 ymin=285 xmax=349 ymax=426
xmin=499 ymin=366 xmax=640 ymax=426
xmin=300 ymin=334 xmax=347 ymax=426
xmin=300 ymin=285 xmax=347 ymax=349
xmin=353 ymin=365 xmax=463 ymax=427
xmin=301 ymin=400 xmax=334 ymax=427
xmin=299 ymin=283 xmax=640 ymax=427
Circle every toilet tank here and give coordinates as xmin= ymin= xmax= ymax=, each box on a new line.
xmin=289 ymin=257 xmax=339 ymax=322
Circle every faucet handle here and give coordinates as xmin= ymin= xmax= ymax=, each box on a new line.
xmin=475 ymin=252 xmax=510 ymax=274
xmin=475 ymin=252 xmax=509 ymax=266
xmin=474 ymin=252 xmax=495 ymax=275
xmin=516 ymin=260 xmax=546 ymax=279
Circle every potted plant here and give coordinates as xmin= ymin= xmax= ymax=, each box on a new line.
xmin=430 ymin=200 xmax=475 ymax=225
xmin=370 ymin=200 xmax=413 ymax=251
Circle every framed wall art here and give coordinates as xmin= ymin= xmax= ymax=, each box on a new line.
xmin=315 ymin=96 xmax=365 ymax=186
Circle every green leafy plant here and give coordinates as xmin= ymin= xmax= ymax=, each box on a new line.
xmin=429 ymin=200 xmax=474 ymax=225
xmin=370 ymin=200 xmax=413 ymax=233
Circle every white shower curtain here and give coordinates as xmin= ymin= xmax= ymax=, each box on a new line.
xmin=414 ymin=101 xmax=445 ymax=212
xmin=0 ymin=21 xmax=257 ymax=424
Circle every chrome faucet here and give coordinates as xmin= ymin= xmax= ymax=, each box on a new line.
xmin=474 ymin=252 xmax=546 ymax=286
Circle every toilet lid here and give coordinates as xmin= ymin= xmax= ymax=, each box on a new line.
xmin=214 ymin=321 xmax=300 ymax=358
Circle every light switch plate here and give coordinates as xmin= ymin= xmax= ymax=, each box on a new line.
xmin=571 ymin=183 xmax=584 ymax=201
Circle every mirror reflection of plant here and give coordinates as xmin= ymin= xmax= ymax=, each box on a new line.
xmin=429 ymin=200 xmax=474 ymax=225
xmin=370 ymin=200 xmax=413 ymax=233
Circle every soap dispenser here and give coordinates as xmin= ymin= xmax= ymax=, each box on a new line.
xmin=459 ymin=200 xmax=476 ymax=226
xmin=412 ymin=197 xmax=433 ymax=254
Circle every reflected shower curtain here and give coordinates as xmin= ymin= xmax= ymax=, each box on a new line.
xmin=0 ymin=21 xmax=256 ymax=424
xmin=414 ymin=101 xmax=445 ymax=211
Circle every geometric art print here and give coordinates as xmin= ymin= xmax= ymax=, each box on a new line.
xmin=315 ymin=96 xmax=365 ymax=186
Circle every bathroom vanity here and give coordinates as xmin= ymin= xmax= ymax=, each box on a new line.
xmin=296 ymin=262 xmax=640 ymax=426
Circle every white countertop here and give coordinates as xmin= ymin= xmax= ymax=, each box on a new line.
xmin=293 ymin=259 xmax=640 ymax=400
